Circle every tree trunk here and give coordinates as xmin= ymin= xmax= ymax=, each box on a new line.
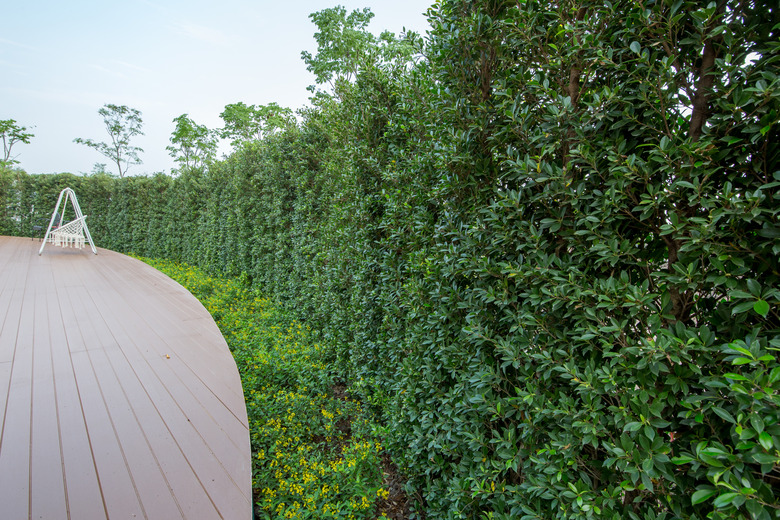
xmin=688 ymin=1 xmax=726 ymax=142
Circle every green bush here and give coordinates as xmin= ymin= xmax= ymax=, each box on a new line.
xmin=138 ymin=258 xmax=391 ymax=520
xmin=388 ymin=1 xmax=779 ymax=518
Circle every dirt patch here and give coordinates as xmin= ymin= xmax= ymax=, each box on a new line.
xmin=375 ymin=452 xmax=416 ymax=519
xmin=328 ymin=382 xmax=417 ymax=519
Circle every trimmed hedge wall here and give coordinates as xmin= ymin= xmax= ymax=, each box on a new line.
xmin=2 ymin=1 xmax=778 ymax=518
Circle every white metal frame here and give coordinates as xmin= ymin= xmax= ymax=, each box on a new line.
xmin=39 ymin=187 xmax=97 ymax=255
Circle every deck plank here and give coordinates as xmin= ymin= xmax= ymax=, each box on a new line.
xmin=61 ymin=279 xmax=223 ymax=517
xmin=94 ymin=256 xmax=247 ymax=421
xmin=88 ymin=346 xmax=185 ymax=519
xmin=0 ymin=280 xmax=35 ymax=519
xmin=50 ymin=284 xmax=107 ymax=520
xmin=87 ymin=288 xmax=248 ymax=516
xmin=30 ymin=272 xmax=69 ymax=519
xmin=0 ymin=236 xmax=251 ymax=519
xmin=70 ymin=348 xmax=147 ymax=518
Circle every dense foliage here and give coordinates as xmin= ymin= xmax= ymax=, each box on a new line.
xmin=136 ymin=258 xmax=392 ymax=520
xmin=3 ymin=1 xmax=778 ymax=518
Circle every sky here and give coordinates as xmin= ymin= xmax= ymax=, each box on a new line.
xmin=2 ymin=0 xmax=433 ymax=176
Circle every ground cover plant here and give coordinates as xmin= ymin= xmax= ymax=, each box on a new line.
xmin=136 ymin=257 xmax=396 ymax=520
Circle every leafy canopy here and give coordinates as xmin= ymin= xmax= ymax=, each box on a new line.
xmin=301 ymin=5 xmax=421 ymax=93
xmin=0 ymin=119 xmax=34 ymax=165
xmin=219 ymin=102 xmax=295 ymax=148
xmin=167 ymin=114 xmax=217 ymax=173
xmin=74 ymin=104 xmax=144 ymax=178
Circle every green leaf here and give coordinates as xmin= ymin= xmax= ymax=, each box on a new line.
xmin=713 ymin=492 xmax=740 ymax=508
xmin=759 ymin=431 xmax=773 ymax=450
xmin=753 ymin=299 xmax=769 ymax=317
xmin=672 ymin=454 xmax=694 ymax=464
xmin=750 ymin=415 xmax=764 ymax=434
xmin=758 ymin=227 xmax=780 ymax=239
xmin=630 ymin=41 xmax=641 ymax=54
xmin=711 ymin=406 xmax=735 ymax=423
xmin=751 ymin=452 xmax=777 ymax=464
xmin=732 ymin=300 xmax=756 ymax=315
xmin=640 ymin=471 xmax=654 ymax=492
xmin=624 ymin=421 xmax=642 ymax=432
xmin=692 ymin=488 xmax=717 ymax=505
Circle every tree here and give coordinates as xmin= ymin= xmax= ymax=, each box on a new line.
xmin=301 ymin=6 xmax=376 ymax=89
xmin=219 ymin=102 xmax=295 ymax=148
xmin=301 ymin=6 xmax=421 ymax=93
xmin=88 ymin=163 xmax=111 ymax=177
xmin=1 ymin=119 xmax=34 ymax=164
xmin=166 ymin=114 xmax=218 ymax=173
xmin=74 ymin=104 xmax=144 ymax=177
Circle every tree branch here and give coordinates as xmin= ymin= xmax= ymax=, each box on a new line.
xmin=688 ymin=1 xmax=726 ymax=142
xmin=562 ymin=6 xmax=588 ymax=172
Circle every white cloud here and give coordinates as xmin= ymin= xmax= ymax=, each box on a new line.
xmin=0 ymin=37 xmax=38 ymax=51
xmin=111 ymin=60 xmax=152 ymax=74
xmin=0 ymin=59 xmax=29 ymax=75
xmin=172 ymin=21 xmax=230 ymax=46
xmin=90 ymin=64 xmax=127 ymax=79
xmin=4 ymin=86 xmax=110 ymax=108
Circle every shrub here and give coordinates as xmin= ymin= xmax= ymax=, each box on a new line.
xmin=139 ymin=258 xmax=391 ymax=520
xmin=388 ymin=1 xmax=779 ymax=518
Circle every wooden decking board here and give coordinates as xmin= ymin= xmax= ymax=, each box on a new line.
xmin=0 ymin=287 xmax=24 ymax=363
xmin=71 ymin=348 xmax=148 ymax=518
xmin=0 ymin=285 xmax=35 ymax=519
xmin=49 ymin=284 xmax=107 ymax=520
xmin=94 ymin=260 xmax=245 ymax=415
xmin=0 ymin=237 xmax=251 ymax=519
xmin=87 ymin=289 xmax=250 ymax=514
xmin=85 ymin=272 xmax=244 ymax=435
xmin=64 ymin=281 xmax=222 ymax=519
xmin=164 ymin=332 xmax=249 ymax=429
xmin=101 ymin=337 xmax=222 ymax=520
xmin=80 ymin=290 xmax=229 ymax=515
xmin=86 ymin=257 xmax=250 ymax=451
xmin=30 ymin=280 xmax=69 ymax=520
xmin=89 ymin=346 xmax=185 ymax=519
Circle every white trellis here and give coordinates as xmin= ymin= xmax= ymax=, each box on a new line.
xmin=39 ymin=187 xmax=97 ymax=255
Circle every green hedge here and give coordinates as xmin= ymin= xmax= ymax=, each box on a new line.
xmin=393 ymin=2 xmax=779 ymax=518
xmin=3 ymin=2 xmax=778 ymax=518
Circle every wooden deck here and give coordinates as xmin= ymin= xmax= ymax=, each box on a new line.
xmin=0 ymin=236 xmax=251 ymax=519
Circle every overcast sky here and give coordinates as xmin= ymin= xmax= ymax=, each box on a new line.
xmin=2 ymin=0 xmax=433 ymax=176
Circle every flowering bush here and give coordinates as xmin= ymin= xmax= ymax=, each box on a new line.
xmin=138 ymin=258 xmax=391 ymax=520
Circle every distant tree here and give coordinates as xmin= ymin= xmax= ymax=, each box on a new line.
xmin=88 ymin=162 xmax=113 ymax=177
xmin=219 ymin=102 xmax=295 ymax=148
xmin=0 ymin=119 xmax=34 ymax=164
xmin=301 ymin=6 xmax=377 ymax=90
xmin=301 ymin=6 xmax=421 ymax=100
xmin=166 ymin=114 xmax=218 ymax=173
xmin=74 ymin=104 xmax=144 ymax=177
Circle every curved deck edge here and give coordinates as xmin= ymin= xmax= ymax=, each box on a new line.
xmin=0 ymin=236 xmax=251 ymax=519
